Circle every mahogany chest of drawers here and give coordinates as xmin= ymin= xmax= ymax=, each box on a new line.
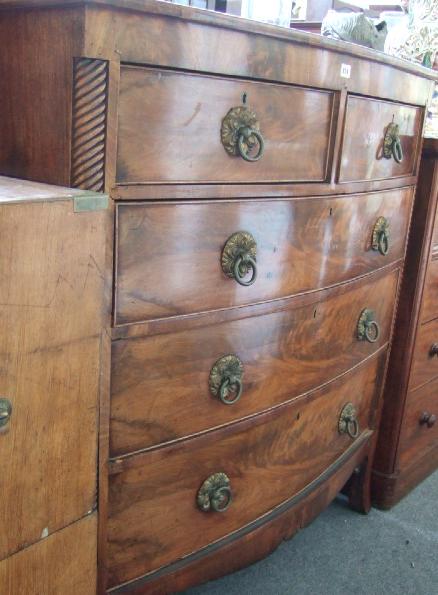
xmin=372 ymin=138 xmax=438 ymax=509
xmin=0 ymin=1 xmax=436 ymax=593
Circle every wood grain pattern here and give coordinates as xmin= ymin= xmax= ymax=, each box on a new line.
xmin=107 ymin=354 xmax=385 ymax=587
xmin=0 ymin=193 xmax=109 ymax=561
xmin=339 ymin=96 xmax=422 ymax=183
xmin=114 ymin=188 xmax=413 ymax=325
xmin=110 ymin=269 xmax=398 ymax=456
xmin=0 ymin=513 xmax=97 ymax=595
xmin=71 ymin=57 xmax=109 ymax=191
xmin=116 ymin=66 xmax=335 ymax=184
xmin=408 ymin=317 xmax=438 ymax=391
xmin=421 ymin=257 xmax=438 ymax=324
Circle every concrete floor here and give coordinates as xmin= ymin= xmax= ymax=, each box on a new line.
xmin=184 ymin=471 xmax=438 ymax=595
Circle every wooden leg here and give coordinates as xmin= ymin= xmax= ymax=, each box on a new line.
xmin=342 ymin=456 xmax=372 ymax=514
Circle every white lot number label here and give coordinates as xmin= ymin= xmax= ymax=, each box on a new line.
xmin=340 ymin=63 xmax=351 ymax=79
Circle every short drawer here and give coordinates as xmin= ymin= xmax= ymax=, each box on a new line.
xmin=114 ymin=188 xmax=412 ymax=325
xmin=399 ymin=377 xmax=438 ymax=469
xmin=116 ymin=66 xmax=335 ymax=184
xmin=110 ymin=269 xmax=398 ymax=456
xmin=409 ymin=317 xmax=438 ymax=391
xmin=339 ymin=96 xmax=422 ymax=183
xmin=421 ymin=255 xmax=438 ymax=323
xmin=107 ymin=354 xmax=383 ymax=587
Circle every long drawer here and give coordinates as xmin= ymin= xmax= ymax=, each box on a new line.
xmin=399 ymin=377 xmax=438 ymax=469
xmin=110 ymin=269 xmax=398 ymax=456
xmin=408 ymin=317 xmax=438 ymax=391
xmin=116 ymin=66 xmax=335 ymax=184
xmin=107 ymin=354 xmax=384 ymax=587
xmin=339 ymin=96 xmax=422 ymax=183
xmin=114 ymin=188 xmax=412 ymax=325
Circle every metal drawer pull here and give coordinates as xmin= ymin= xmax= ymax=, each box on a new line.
xmin=0 ymin=398 xmax=12 ymax=429
xmin=197 ymin=473 xmax=232 ymax=513
xmin=221 ymin=105 xmax=264 ymax=162
xmin=420 ymin=411 xmax=436 ymax=428
xmin=339 ymin=403 xmax=360 ymax=439
xmin=209 ymin=355 xmax=243 ymax=406
xmin=429 ymin=343 xmax=438 ymax=357
xmin=383 ymin=122 xmax=404 ymax=164
xmin=222 ymin=231 xmax=257 ymax=287
xmin=357 ymin=308 xmax=380 ymax=343
xmin=372 ymin=217 xmax=390 ymax=256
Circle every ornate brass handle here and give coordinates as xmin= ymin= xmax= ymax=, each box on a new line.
xmin=357 ymin=308 xmax=380 ymax=343
xmin=209 ymin=355 xmax=243 ymax=405
xmin=0 ymin=398 xmax=12 ymax=429
xmin=197 ymin=472 xmax=232 ymax=512
xmin=221 ymin=106 xmax=264 ymax=162
xmin=339 ymin=403 xmax=360 ymax=439
xmin=420 ymin=411 xmax=436 ymax=428
xmin=430 ymin=343 xmax=438 ymax=357
xmin=383 ymin=122 xmax=404 ymax=164
xmin=222 ymin=231 xmax=257 ymax=287
xmin=372 ymin=217 xmax=390 ymax=256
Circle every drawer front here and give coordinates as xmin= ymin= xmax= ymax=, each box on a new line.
xmin=409 ymin=317 xmax=438 ymax=391
xmin=116 ymin=66 xmax=335 ymax=184
xmin=399 ymin=378 xmax=438 ymax=469
xmin=107 ymin=354 xmax=384 ymax=587
xmin=422 ymin=256 xmax=438 ymax=323
xmin=111 ymin=270 xmax=398 ymax=456
xmin=115 ymin=188 xmax=412 ymax=325
xmin=339 ymin=96 xmax=422 ymax=183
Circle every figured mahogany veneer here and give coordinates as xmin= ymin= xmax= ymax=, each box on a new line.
xmin=111 ymin=269 xmax=398 ymax=456
xmin=107 ymin=354 xmax=384 ymax=588
xmin=115 ymin=188 xmax=412 ymax=325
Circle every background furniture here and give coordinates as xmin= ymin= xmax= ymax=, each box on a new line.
xmin=372 ymin=138 xmax=438 ymax=509
xmin=0 ymin=177 xmax=110 ymax=593
xmin=0 ymin=1 xmax=435 ymax=593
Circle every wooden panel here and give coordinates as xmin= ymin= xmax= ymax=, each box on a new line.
xmin=107 ymin=354 xmax=384 ymax=586
xmin=421 ymin=256 xmax=438 ymax=323
xmin=116 ymin=66 xmax=334 ymax=184
xmin=0 ymin=514 xmax=97 ymax=595
xmin=408 ymin=317 xmax=438 ymax=391
xmin=339 ymin=97 xmax=422 ymax=183
xmin=399 ymin=378 xmax=438 ymax=469
xmin=0 ymin=198 xmax=109 ymax=560
xmin=110 ymin=269 xmax=398 ymax=456
xmin=114 ymin=188 xmax=413 ymax=325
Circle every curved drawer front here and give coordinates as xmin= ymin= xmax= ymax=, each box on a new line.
xmin=111 ymin=270 xmax=398 ymax=456
xmin=107 ymin=354 xmax=384 ymax=587
xmin=399 ymin=377 xmax=438 ymax=469
xmin=116 ymin=66 xmax=334 ymax=184
xmin=409 ymin=317 xmax=438 ymax=391
xmin=339 ymin=96 xmax=421 ymax=183
xmin=115 ymin=188 xmax=412 ymax=325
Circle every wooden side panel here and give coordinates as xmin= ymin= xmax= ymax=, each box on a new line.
xmin=116 ymin=66 xmax=334 ymax=184
xmin=115 ymin=189 xmax=413 ymax=325
xmin=339 ymin=97 xmax=422 ymax=183
xmin=421 ymin=256 xmax=438 ymax=323
xmin=0 ymin=7 xmax=84 ymax=186
xmin=0 ymin=199 xmax=109 ymax=560
xmin=107 ymin=354 xmax=384 ymax=587
xmin=110 ymin=269 xmax=398 ymax=456
xmin=0 ymin=513 xmax=97 ymax=595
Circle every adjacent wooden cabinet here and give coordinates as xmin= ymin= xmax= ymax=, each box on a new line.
xmin=372 ymin=138 xmax=438 ymax=508
xmin=0 ymin=177 xmax=110 ymax=594
xmin=0 ymin=1 xmax=436 ymax=593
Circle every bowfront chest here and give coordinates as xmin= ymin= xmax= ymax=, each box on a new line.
xmin=0 ymin=1 xmax=436 ymax=593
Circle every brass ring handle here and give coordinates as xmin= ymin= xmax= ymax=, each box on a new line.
xmin=377 ymin=230 xmax=389 ymax=256
xmin=430 ymin=343 xmax=438 ymax=357
xmin=357 ymin=308 xmax=380 ymax=343
xmin=0 ymin=398 xmax=12 ymax=429
xmin=233 ymin=254 xmax=257 ymax=287
xmin=219 ymin=376 xmax=243 ymax=406
xmin=372 ymin=217 xmax=390 ymax=256
xmin=197 ymin=472 xmax=232 ymax=513
xmin=339 ymin=403 xmax=360 ymax=440
xmin=237 ymin=127 xmax=265 ymax=162
xmin=392 ymin=136 xmax=404 ymax=164
xmin=420 ymin=411 xmax=436 ymax=428
xmin=209 ymin=355 xmax=244 ymax=406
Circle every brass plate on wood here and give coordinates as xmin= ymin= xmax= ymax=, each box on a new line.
xmin=338 ymin=402 xmax=359 ymax=439
xmin=197 ymin=472 xmax=232 ymax=513
xmin=209 ymin=354 xmax=244 ymax=405
xmin=221 ymin=231 xmax=257 ymax=286
xmin=372 ymin=216 xmax=390 ymax=256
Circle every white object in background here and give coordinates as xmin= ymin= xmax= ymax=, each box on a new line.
xmin=240 ymin=0 xmax=297 ymax=27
